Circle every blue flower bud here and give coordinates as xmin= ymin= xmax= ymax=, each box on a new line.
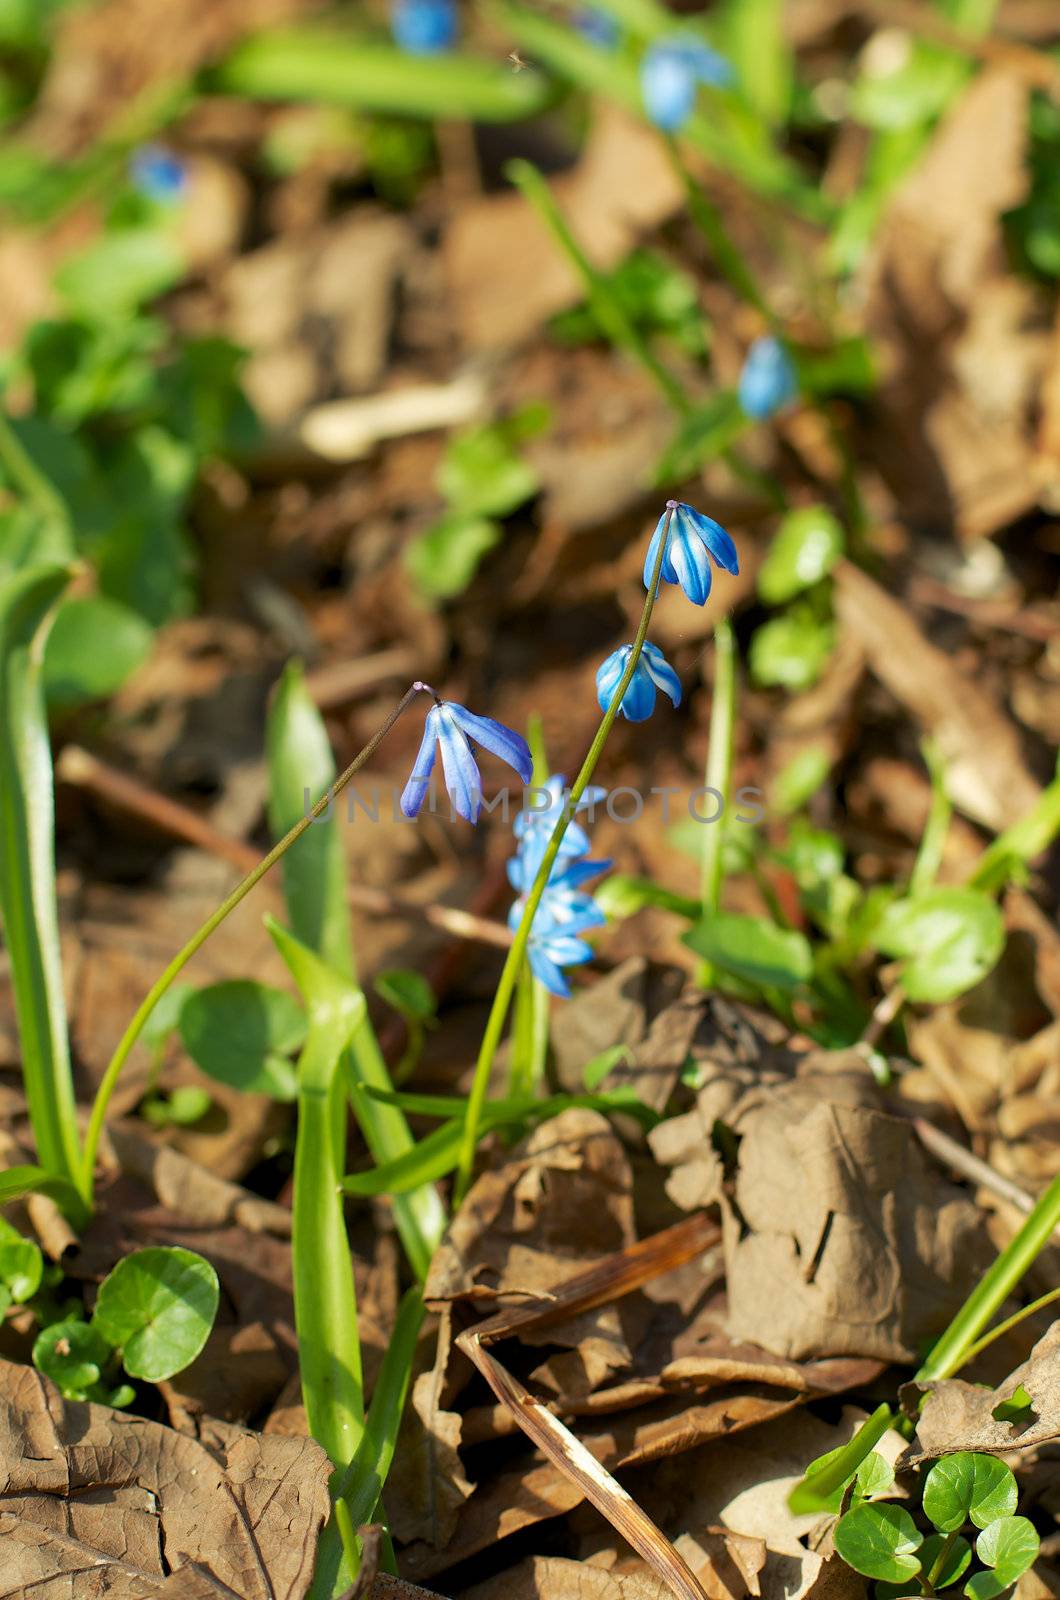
xmin=596 ymin=641 xmax=681 ymax=722
xmin=390 ymin=0 xmax=457 ymax=54
xmin=641 ymin=36 xmax=734 ymax=133
xmin=643 ymin=500 xmax=739 ymax=606
xmin=738 ymin=335 xmax=798 ymax=420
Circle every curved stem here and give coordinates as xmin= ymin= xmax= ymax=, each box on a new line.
xmin=454 ymin=508 xmax=676 ymax=1203
xmin=697 ymin=617 xmax=736 ymax=986
xmin=79 ymin=683 xmax=423 ymax=1197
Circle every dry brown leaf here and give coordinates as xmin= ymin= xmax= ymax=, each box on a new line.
xmin=910 ymin=1321 xmax=1060 ymax=1458
xmin=444 ymin=105 xmax=683 ymax=349
xmin=833 ymin=561 xmax=1042 ymax=831
xmin=0 ymin=1358 xmax=331 ymax=1598
xmin=464 ymin=1555 xmax=674 ymax=1600
xmin=386 ymin=1309 xmax=474 ymax=1550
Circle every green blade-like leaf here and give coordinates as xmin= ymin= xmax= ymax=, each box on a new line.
xmin=833 ymin=1502 xmax=923 ymax=1583
xmin=0 ymin=1164 xmax=81 ymax=1208
xmin=0 ymin=564 xmax=83 ymax=1204
xmin=178 ymin=979 xmax=306 ymax=1101
xmin=267 ymin=917 xmax=366 ymax=1468
xmin=212 ymin=33 xmax=553 ymax=121
xmin=91 ymin=1246 xmax=219 ymax=1382
xmin=923 ymin=1454 xmax=1018 ymax=1534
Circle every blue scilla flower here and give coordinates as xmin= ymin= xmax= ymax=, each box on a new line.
xmin=596 ymin=640 xmax=681 ymax=722
xmin=509 ymin=859 xmax=609 ymax=998
xmin=401 ymin=699 xmax=532 ymax=823
xmin=129 ymin=145 xmax=187 ymax=204
xmin=738 ymin=335 xmax=798 ymax=420
xmin=643 ymin=499 xmax=739 ymax=607
xmin=513 ymin=774 xmax=606 ymax=882
xmin=640 ymin=36 xmax=734 ymax=133
xmin=507 ymin=851 xmax=611 ymax=898
xmin=390 ymin=0 xmax=457 ymax=53
xmin=574 ymin=6 xmax=620 ymax=48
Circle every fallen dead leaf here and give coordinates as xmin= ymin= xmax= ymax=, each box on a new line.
xmin=909 ymin=1320 xmax=1060 ymax=1458
xmin=0 ymin=1357 xmax=331 ymax=1598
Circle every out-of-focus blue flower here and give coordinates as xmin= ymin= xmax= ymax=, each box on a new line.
xmin=643 ymin=499 xmax=739 ymax=606
xmin=738 ymin=335 xmax=798 ymax=420
xmin=508 ymin=857 xmax=609 ymax=997
xmin=513 ymin=774 xmax=606 ymax=882
xmin=401 ymin=700 xmax=532 ymax=823
xmin=596 ymin=640 xmax=681 ymax=722
xmin=640 ymin=36 xmax=734 ymax=133
xmin=129 ymin=145 xmax=187 ymax=204
xmin=573 ymin=6 xmax=619 ymax=48
xmin=390 ymin=0 xmax=457 ymax=53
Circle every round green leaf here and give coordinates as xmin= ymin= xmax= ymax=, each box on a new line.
xmin=44 ymin=595 xmax=154 ymax=708
xmin=758 ymin=506 xmax=844 ymax=604
xmin=405 ymin=510 xmax=502 ymax=601
xmin=34 ymin=1318 xmax=112 ymax=1398
xmin=683 ymin=911 xmax=813 ymax=991
xmin=874 ymin=889 xmax=1005 ymax=1003
xmin=974 ymin=1516 xmax=1039 ymax=1587
xmin=0 ymin=1216 xmax=43 ymax=1304
xmin=750 ymin=611 xmax=835 ymax=691
xmin=178 ymin=979 xmax=306 ymax=1100
xmin=801 ymin=1446 xmax=894 ymax=1513
xmin=91 ymin=1246 xmax=219 ymax=1382
xmin=919 ymin=1533 xmax=972 ymax=1590
xmin=373 ymin=969 xmax=436 ymax=1025
xmin=924 ymin=1454 xmax=1018 ymax=1533
xmin=834 ymin=1502 xmax=923 ymax=1583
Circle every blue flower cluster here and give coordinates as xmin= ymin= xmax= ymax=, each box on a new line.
xmin=508 ymin=778 xmax=609 ymax=997
xmin=640 ymin=36 xmax=733 ymax=133
xmin=398 ymin=498 xmax=737 ymax=998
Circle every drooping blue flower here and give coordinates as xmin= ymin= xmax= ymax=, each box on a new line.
xmin=508 ymin=856 xmax=609 ymax=997
xmin=513 ymin=774 xmax=606 ymax=882
xmin=738 ymin=335 xmax=798 ymax=420
xmin=129 ymin=145 xmax=187 ymax=204
xmin=390 ymin=0 xmax=457 ymax=53
xmin=596 ymin=640 xmax=681 ymax=722
xmin=643 ymin=499 xmax=739 ymax=606
xmin=401 ymin=700 xmax=532 ymax=822
xmin=573 ymin=6 xmax=620 ymax=48
xmin=640 ymin=36 xmax=734 ymax=133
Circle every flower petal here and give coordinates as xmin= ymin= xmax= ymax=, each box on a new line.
xmin=529 ymin=945 xmax=572 ymax=998
xmin=446 ymin=704 xmax=533 ymax=785
xmin=436 ymin=706 xmax=482 ymax=823
xmin=667 ymin=515 xmax=714 ymax=605
xmin=399 ymin=706 xmax=440 ymax=817
xmin=641 ymin=641 xmax=682 ymax=708
xmin=617 ymin=662 xmax=656 ymax=721
xmin=680 ymin=502 xmax=739 ymax=575
xmin=595 ymin=647 xmax=630 ymax=712
xmin=643 ymin=510 xmax=680 ymax=593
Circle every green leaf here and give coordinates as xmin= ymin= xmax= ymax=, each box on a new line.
xmin=438 ymin=419 xmax=541 ymax=519
xmin=33 ymin=1318 xmax=113 ymax=1399
xmin=92 ymin=1246 xmax=219 ymax=1382
xmin=267 ymin=660 xmax=355 ymax=978
xmin=139 ymin=981 xmax=193 ymax=1052
xmin=683 ymin=911 xmax=813 ymax=991
xmin=212 ymin=33 xmax=553 ymax=121
xmin=992 ymin=1384 xmax=1034 ymax=1425
xmin=923 ymin=1454 xmax=1018 ymax=1534
xmin=750 ymin=609 xmax=835 ymax=691
xmin=405 ymin=510 xmax=501 ymax=601
xmin=583 ymin=1044 xmax=633 ymax=1092
xmin=758 ymin=506 xmax=844 ymax=604
xmin=44 ymin=594 xmax=153 ymax=707
xmin=873 ymin=888 xmax=1005 ymax=1003
xmin=717 ymin=0 xmax=792 ymax=126
xmin=178 ymin=979 xmax=306 ymax=1101
xmin=0 ymin=564 xmax=84 ymax=1203
xmin=834 ymin=1502 xmax=923 ymax=1583
xmin=797 ymin=1446 xmax=894 ymax=1513
xmin=0 ymin=1216 xmax=42 ymax=1305
xmin=652 ymin=391 xmax=748 ymax=484
xmin=141 ymin=1085 xmax=213 ymax=1128
xmin=594 ymin=874 xmax=701 ymax=921
xmin=968 ymin=1516 xmax=1039 ymax=1596
xmin=54 ymin=229 xmax=185 ymax=317
xmin=0 ymin=1165 xmax=80 ymax=1208
xmin=915 ymin=1534 xmax=972 ymax=1592
xmin=374 ymin=969 xmax=436 ymax=1025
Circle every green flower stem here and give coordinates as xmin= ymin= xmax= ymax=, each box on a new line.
xmin=960 ymin=1284 xmax=1060 ymax=1367
xmin=79 ymin=683 xmax=424 ymax=1199
xmin=790 ymin=1171 xmax=1060 ymax=1511
xmin=697 ymin=616 xmax=736 ymax=986
xmin=666 ymin=143 xmax=774 ymax=324
xmin=925 ymin=1529 xmax=959 ymax=1593
xmin=506 ymin=158 xmax=692 ymax=418
xmin=455 ymin=508 xmax=676 ymax=1203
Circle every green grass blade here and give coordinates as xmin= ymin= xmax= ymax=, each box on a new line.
xmin=266 ymin=665 xmax=446 ymax=1282
xmin=268 ymin=916 xmax=366 ymax=1468
xmin=211 ymin=32 xmax=553 ymax=122
xmin=0 ymin=564 xmax=85 ymax=1210
xmin=0 ymin=1164 xmax=82 ymax=1208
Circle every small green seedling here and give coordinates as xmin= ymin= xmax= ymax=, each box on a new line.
xmin=29 ymin=1245 xmax=218 ymax=1403
xmin=830 ymin=1452 xmax=1038 ymax=1598
xmin=373 ymin=968 xmax=437 ymax=1085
